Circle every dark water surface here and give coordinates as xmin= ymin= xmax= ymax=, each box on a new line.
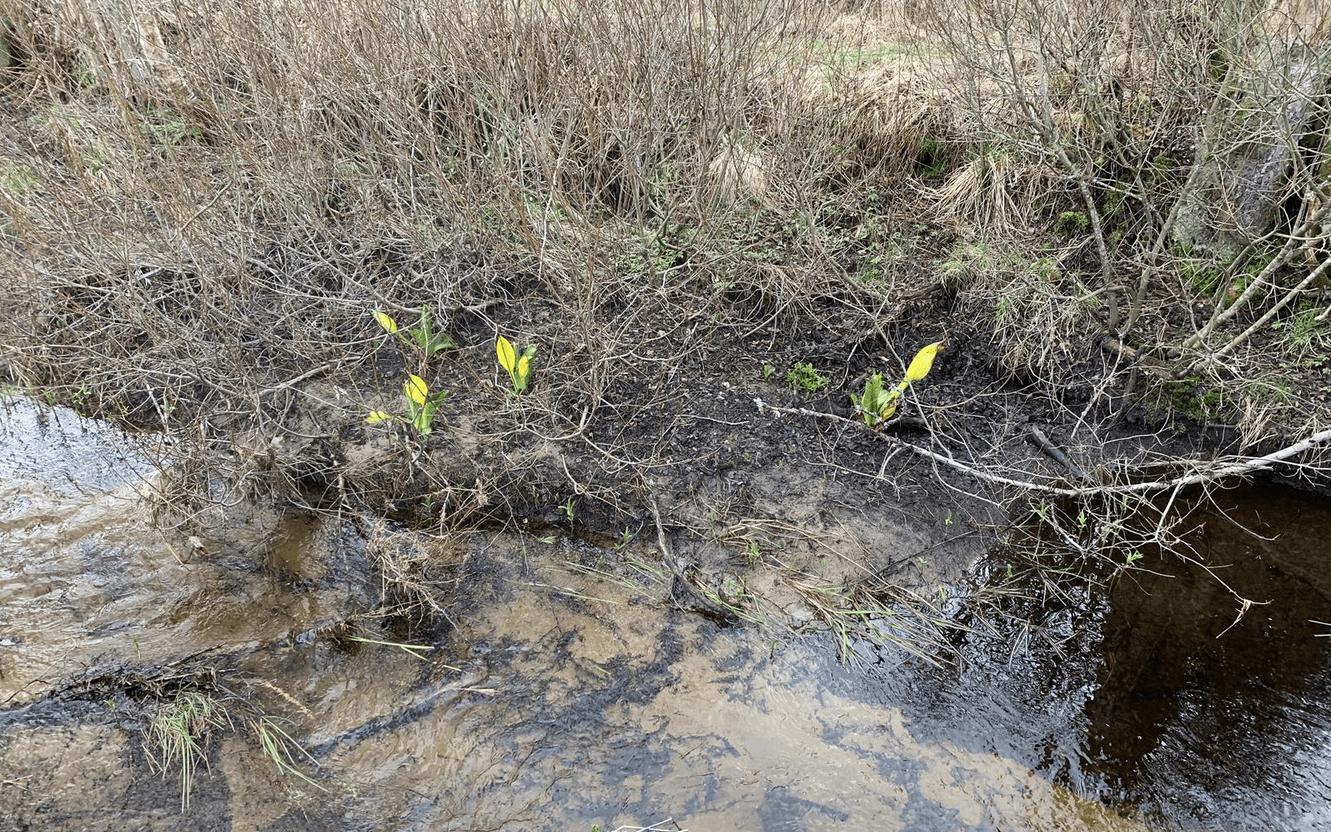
xmin=845 ymin=482 xmax=1331 ymax=832
xmin=1088 ymin=485 xmax=1331 ymax=831
xmin=2 ymin=397 xmax=1329 ymax=831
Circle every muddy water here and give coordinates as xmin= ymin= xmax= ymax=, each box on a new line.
xmin=1 ymin=399 xmax=1329 ymax=831
xmin=0 ymin=400 xmax=369 ymax=710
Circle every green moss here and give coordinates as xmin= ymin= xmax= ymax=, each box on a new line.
xmin=1161 ymin=375 xmax=1227 ymax=421
xmin=1054 ymin=210 xmax=1089 ymax=237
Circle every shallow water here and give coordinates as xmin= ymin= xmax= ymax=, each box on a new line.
xmin=2 ymin=398 xmax=1330 ymax=831
xmin=0 ymin=400 xmax=366 ymax=713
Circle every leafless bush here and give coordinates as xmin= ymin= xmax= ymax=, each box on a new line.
xmin=910 ymin=0 xmax=1331 ymax=437
xmin=2 ymin=0 xmax=922 ymax=542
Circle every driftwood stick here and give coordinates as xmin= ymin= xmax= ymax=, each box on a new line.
xmin=755 ymin=399 xmax=1331 ymax=498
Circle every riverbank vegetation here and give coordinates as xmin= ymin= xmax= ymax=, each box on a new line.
xmin=2 ymin=0 xmax=1331 ymax=628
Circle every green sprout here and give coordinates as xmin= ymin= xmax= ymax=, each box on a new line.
xmin=496 ymin=335 xmax=537 ymax=395
xmin=373 ymin=306 xmax=456 ymax=360
xmin=367 ymin=373 xmax=448 ymax=435
xmin=851 ymin=371 xmax=900 ymax=427
xmin=786 ymin=362 xmax=828 ymax=397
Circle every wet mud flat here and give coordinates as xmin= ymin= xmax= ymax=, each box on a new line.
xmin=3 ymin=400 xmax=1331 ymax=831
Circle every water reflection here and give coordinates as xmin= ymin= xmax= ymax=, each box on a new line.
xmin=1085 ymin=484 xmax=1331 ymax=830
xmin=271 ymin=543 xmax=1147 ymax=832
xmin=0 ymin=396 xmax=157 ymax=496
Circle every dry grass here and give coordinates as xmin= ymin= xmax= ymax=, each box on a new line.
xmin=0 ymin=0 xmax=865 ymax=389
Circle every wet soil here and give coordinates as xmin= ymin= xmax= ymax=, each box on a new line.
xmin=4 ymin=398 xmax=1331 ymax=831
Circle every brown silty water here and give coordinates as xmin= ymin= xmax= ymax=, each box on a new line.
xmin=2 ymin=397 xmax=1329 ymax=831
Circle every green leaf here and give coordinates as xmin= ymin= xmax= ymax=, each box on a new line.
xmin=853 ymin=372 xmax=902 ymax=426
xmin=878 ymin=389 xmax=900 ymax=420
xmin=413 ymin=305 xmax=432 ymax=351
xmin=515 ymin=355 xmax=531 ymax=391
xmin=425 ymin=333 xmax=456 ymax=356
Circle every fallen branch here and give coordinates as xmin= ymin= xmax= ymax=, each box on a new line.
xmin=1027 ymin=427 xmax=1085 ymax=480
xmin=755 ymin=399 xmax=1331 ymax=498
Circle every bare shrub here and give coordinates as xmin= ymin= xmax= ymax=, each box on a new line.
xmin=907 ymin=0 xmax=1331 ymax=434
xmin=2 ymin=0 xmax=917 ymax=541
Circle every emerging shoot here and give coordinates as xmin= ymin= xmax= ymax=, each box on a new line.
xmin=496 ymin=335 xmax=537 ymax=395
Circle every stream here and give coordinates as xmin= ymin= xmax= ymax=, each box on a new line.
xmin=2 ymin=397 xmax=1329 ymax=831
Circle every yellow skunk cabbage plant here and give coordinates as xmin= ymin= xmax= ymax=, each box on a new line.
xmin=367 ymin=373 xmax=448 ymax=435
xmin=852 ymin=340 xmax=945 ymax=428
xmin=373 ymin=306 xmax=455 ymax=360
xmin=496 ymin=335 xmax=537 ymax=395
xmin=902 ymin=340 xmax=944 ymax=385
xmin=851 ymin=372 xmax=900 ymax=426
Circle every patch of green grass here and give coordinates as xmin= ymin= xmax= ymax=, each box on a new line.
xmin=0 ymin=162 xmax=36 ymax=196
xmin=140 ymin=105 xmax=200 ymax=148
xmin=916 ymin=135 xmax=952 ymax=179
xmin=1177 ymin=257 xmax=1227 ymax=297
xmin=786 ymin=362 xmax=828 ymax=397
xmin=939 ymin=239 xmax=1000 ymax=286
xmin=145 ymin=681 xmax=328 ymax=811
xmin=1244 ymin=377 xmax=1295 ymax=407
xmin=1272 ymin=303 xmax=1329 ymax=351
xmin=846 ymin=214 xmax=928 ymax=285
xmin=809 ymin=38 xmax=914 ymax=70
xmin=743 ymin=539 xmax=761 ymax=566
